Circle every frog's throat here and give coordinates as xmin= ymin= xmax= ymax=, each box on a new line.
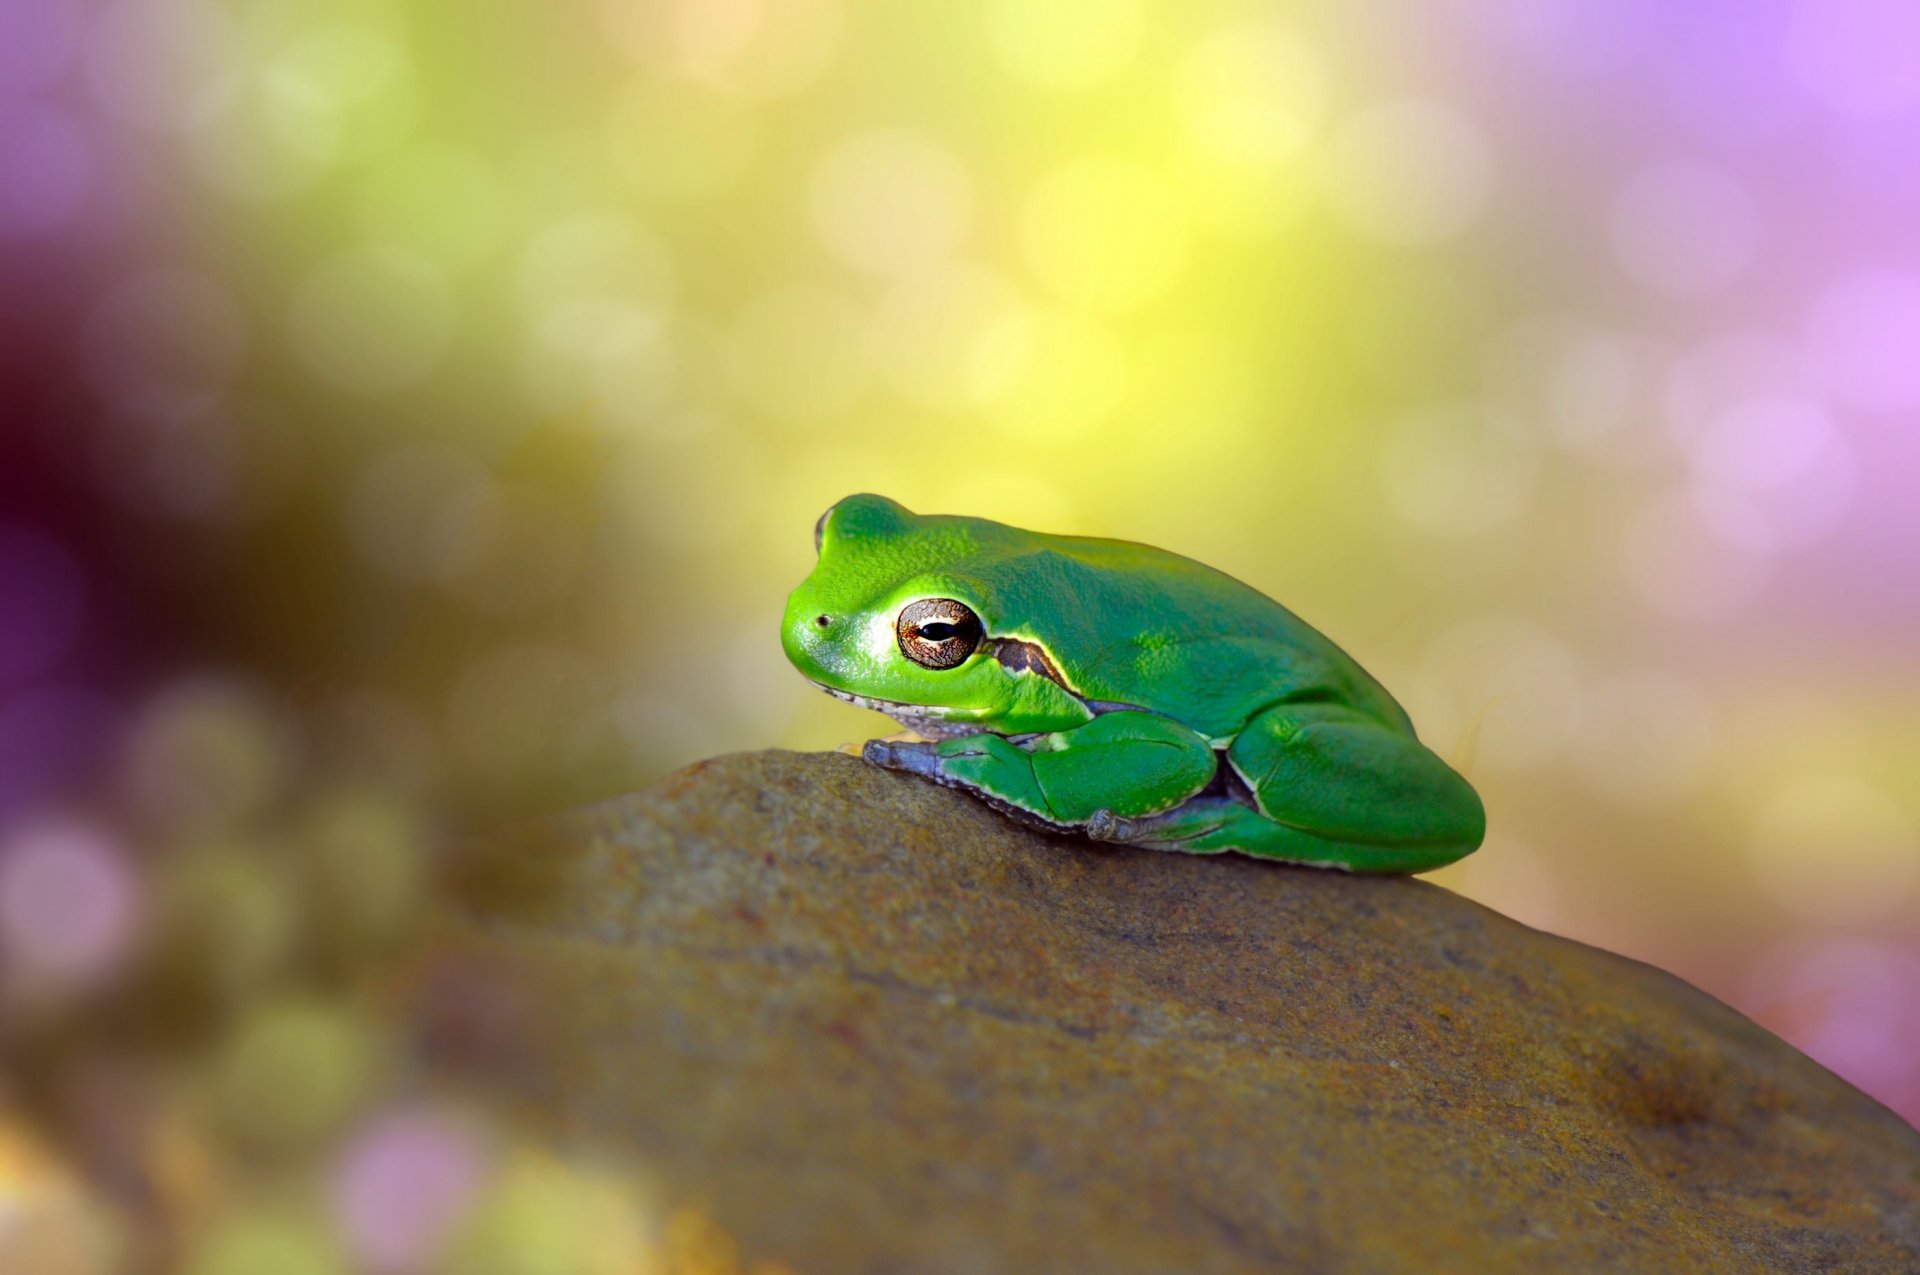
xmin=797 ymin=635 xmax=1077 ymax=743
xmin=808 ymin=684 xmax=992 ymax=741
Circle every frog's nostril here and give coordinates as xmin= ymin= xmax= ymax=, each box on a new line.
xmin=815 ymin=614 xmax=832 ymax=629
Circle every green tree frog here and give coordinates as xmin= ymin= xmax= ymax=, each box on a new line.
xmin=781 ymin=494 xmax=1484 ymax=873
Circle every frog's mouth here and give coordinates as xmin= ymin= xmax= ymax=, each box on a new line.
xmin=804 ymin=681 xmax=989 ymax=741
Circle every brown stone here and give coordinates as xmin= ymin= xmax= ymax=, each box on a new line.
xmin=428 ymin=750 xmax=1920 ymax=1274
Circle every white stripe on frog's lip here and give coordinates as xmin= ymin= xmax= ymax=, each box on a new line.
xmin=805 ymin=680 xmax=990 ymax=741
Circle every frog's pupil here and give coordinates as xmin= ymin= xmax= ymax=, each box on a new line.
xmin=919 ymin=622 xmax=956 ymax=640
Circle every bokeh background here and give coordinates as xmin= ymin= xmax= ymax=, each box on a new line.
xmin=4 ymin=0 xmax=1919 ymax=1267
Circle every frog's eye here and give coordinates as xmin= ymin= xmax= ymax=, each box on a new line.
xmin=813 ymin=508 xmax=830 ymax=554
xmin=896 ymin=598 xmax=983 ymax=671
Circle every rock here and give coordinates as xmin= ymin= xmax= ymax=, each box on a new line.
xmin=426 ymin=750 xmax=1920 ymax=1274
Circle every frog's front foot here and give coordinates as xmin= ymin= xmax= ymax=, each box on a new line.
xmin=862 ymin=738 xmax=939 ymax=777
xmin=1085 ymin=809 xmax=1138 ymax=843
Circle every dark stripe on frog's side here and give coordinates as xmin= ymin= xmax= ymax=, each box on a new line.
xmin=992 ymin=637 xmax=1069 ymax=684
xmin=993 ymin=637 xmax=1152 ymax=718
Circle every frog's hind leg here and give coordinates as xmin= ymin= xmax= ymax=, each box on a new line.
xmin=1188 ymin=701 xmax=1485 ymax=873
xmin=1087 ymin=798 xmax=1456 ymax=873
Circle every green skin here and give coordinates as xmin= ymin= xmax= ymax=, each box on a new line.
xmin=781 ymin=494 xmax=1485 ymax=873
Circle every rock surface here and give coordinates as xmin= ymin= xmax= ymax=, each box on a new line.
xmin=428 ymin=750 xmax=1920 ymax=1274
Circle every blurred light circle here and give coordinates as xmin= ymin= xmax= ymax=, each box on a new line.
xmin=1567 ymin=671 xmax=1717 ymax=807
xmin=356 ymin=146 xmax=511 ymax=273
xmin=185 ymin=67 xmax=341 ymax=203
xmin=276 ymin=22 xmax=407 ymax=105
xmin=987 ymin=0 xmax=1142 ymax=91
xmin=1324 ymin=99 xmax=1494 ymax=247
xmin=83 ymin=266 xmax=249 ymax=413
xmin=1416 ymin=616 xmax=1587 ymax=772
xmin=0 ymin=104 xmax=94 ymax=238
xmin=1691 ymin=467 xmax=1855 ymax=553
xmin=519 ymin=301 xmax=679 ymax=435
xmin=606 ymin=81 xmax=758 ymax=200
xmin=682 ymin=0 xmax=843 ymax=99
xmin=185 ymin=1210 xmax=350 ymax=1275
xmin=92 ymin=396 xmax=306 ymax=525
xmin=216 ymin=998 xmax=377 ymax=1152
xmin=873 ymin=264 xmax=1024 ymax=408
xmin=289 ymin=246 xmax=454 ymax=395
xmin=808 ymin=130 xmax=973 ymax=278
xmin=1176 ymin=20 xmax=1326 ymax=168
xmin=1662 ymin=332 xmax=1812 ymax=446
xmin=1534 ymin=323 xmax=1668 ymax=468
xmin=0 ymin=0 xmax=84 ymax=96
xmin=334 ymin=1109 xmax=489 ymax=1274
xmin=1619 ymin=492 xmax=1770 ymax=620
xmin=517 ymin=214 xmax=677 ymax=315
xmin=1687 ymin=398 xmax=1856 ymax=550
xmin=969 ymin=307 xmax=1127 ymax=437
xmin=0 ymin=1142 xmax=125 ymax=1273
xmin=442 ymin=1156 xmax=649 ymax=1275
xmin=154 ymin=842 xmax=295 ymax=1003
xmin=84 ymin=0 xmax=232 ymax=133
xmin=600 ymin=0 xmax=842 ymax=98
xmin=1690 ymin=398 xmax=1842 ymax=492
xmin=122 ymin=678 xmax=284 ymax=832
xmin=1749 ymin=775 xmax=1918 ymax=923
xmin=346 ymin=443 xmax=497 ymax=583
xmin=1785 ymin=0 xmax=1920 ymax=117
xmin=727 ymin=283 xmax=873 ymax=423
xmin=0 ymin=821 xmax=139 ymax=990
xmin=1608 ymin=161 xmax=1760 ymax=298
xmin=1803 ymin=269 xmax=1920 ymax=413
xmin=1379 ymin=404 xmax=1539 ymax=537
xmin=0 ymin=527 xmax=86 ymax=684
xmin=296 ymin=786 xmax=427 ymax=956
xmin=1020 ymin=157 xmax=1191 ymax=312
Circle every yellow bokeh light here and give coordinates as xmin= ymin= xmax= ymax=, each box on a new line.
xmin=807 ymin=129 xmax=974 ymax=278
xmin=985 ymin=0 xmax=1144 ymax=91
xmin=1020 ymin=157 xmax=1193 ymax=313
xmin=356 ymin=146 xmax=512 ymax=273
xmin=969 ymin=307 xmax=1128 ymax=438
xmin=1176 ymin=20 xmax=1328 ymax=169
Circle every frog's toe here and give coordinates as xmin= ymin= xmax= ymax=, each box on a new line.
xmin=862 ymin=738 xmax=937 ymax=775
xmin=1086 ymin=809 xmax=1136 ymax=843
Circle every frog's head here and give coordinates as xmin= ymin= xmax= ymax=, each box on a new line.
xmin=781 ymin=494 xmax=1088 ymax=735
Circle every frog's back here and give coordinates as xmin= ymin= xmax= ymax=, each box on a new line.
xmin=951 ymin=519 xmax=1414 ymax=741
